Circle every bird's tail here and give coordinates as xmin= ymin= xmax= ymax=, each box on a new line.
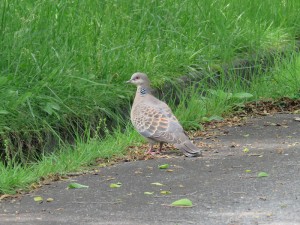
xmin=174 ymin=140 xmax=202 ymax=157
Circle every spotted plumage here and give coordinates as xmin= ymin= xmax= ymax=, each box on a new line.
xmin=127 ymin=72 xmax=202 ymax=157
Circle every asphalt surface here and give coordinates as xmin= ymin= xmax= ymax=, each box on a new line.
xmin=1 ymin=113 xmax=299 ymax=225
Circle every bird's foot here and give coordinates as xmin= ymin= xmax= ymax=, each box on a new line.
xmin=146 ymin=149 xmax=161 ymax=155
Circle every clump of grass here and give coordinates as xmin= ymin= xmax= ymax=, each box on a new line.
xmin=250 ymin=53 xmax=300 ymax=99
xmin=0 ymin=124 xmax=143 ymax=194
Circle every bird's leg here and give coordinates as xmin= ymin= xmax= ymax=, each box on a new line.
xmin=158 ymin=142 xmax=163 ymax=153
xmin=145 ymin=141 xmax=162 ymax=155
xmin=146 ymin=142 xmax=155 ymax=154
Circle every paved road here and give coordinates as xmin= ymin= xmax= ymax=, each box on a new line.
xmin=1 ymin=113 xmax=299 ymax=225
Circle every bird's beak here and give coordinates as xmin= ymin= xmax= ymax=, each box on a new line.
xmin=126 ymin=79 xmax=132 ymax=83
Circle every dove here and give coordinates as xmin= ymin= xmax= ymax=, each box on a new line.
xmin=127 ymin=72 xmax=202 ymax=157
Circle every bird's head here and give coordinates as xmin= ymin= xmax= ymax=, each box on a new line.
xmin=126 ymin=72 xmax=150 ymax=87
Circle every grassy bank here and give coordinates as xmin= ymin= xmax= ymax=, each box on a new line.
xmin=1 ymin=52 xmax=300 ymax=194
xmin=1 ymin=0 xmax=300 ymax=162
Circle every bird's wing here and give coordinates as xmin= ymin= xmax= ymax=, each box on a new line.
xmin=131 ymin=99 xmax=185 ymax=144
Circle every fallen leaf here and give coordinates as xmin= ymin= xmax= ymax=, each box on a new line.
xmin=151 ymin=182 xmax=164 ymax=186
xmin=68 ymin=183 xmax=89 ymax=189
xmin=98 ymin=163 xmax=107 ymax=167
xmin=245 ymin=170 xmax=252 ymax=173
xmin=0 ymin=194 xmax=13 ymax=201
xmin=294 ymin=117 xmax=300 ymax=122
xmin=170 ymin=198 xmax=193 ymax=207
xmin=160 ymin=191 xmax=172 ymax=195
xmin=110 ymin=182 xmax=122 ymax=188
xmin=158 ymin=164 xmax=170 ymax=169
xmin=258 ymin=172 xmax=269 ymax=178
xmin=166 ymin=169 xmax=173 ymax=172
xmin=277 ymin=148 xmax=284 ymax=154
xmin=34 ymin=196 xmax=43 ymax=202
xmin=243 ymin=148 xmax=249 ymax=153
xmin=46 ymin=198 xmax=54 ymax=202
xmin=144 ymin=192 xmax=154 ymax=195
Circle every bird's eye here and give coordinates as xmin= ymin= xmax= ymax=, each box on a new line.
xmin=135 ymin=76 xmax=140 ymax=80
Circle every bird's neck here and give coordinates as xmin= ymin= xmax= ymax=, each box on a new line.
xmin=137 ymin=85 xmax=150 ymax=97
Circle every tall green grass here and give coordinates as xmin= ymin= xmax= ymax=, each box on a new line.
xmin=1 ymin=52 xmax=299 ymax=194
xmin=250 ymin=54 xmax=300 ymax=99
xmin=1 ymin=0 xmax=300 ymax=161
xmin=175 ymin=53 xmax=300 ymax=131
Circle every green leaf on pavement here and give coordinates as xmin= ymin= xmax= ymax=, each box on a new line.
xmin=46 ymin=198 xmax=54 ymax=202
xmin=151 ymin=182 xmax=164 ymax=186
xmin=170 ymin=198 xmax=193 ymax=207
xmin=243 ymin=147 xmax=249 ymax=153
xmin=110 ymin=182 xmax=122 ymax=188
xmin=34 ymin=196 xmax=43 ymax=202
xmin=68 ymin=182 xmax=89 ymax=189
xmin=158 ymin=164 xmax=170 ymax=169
xmin=160 ymin=191 xmax=172 ymax=195
xmin=258 ymin=172 xmax=269 ymax=178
